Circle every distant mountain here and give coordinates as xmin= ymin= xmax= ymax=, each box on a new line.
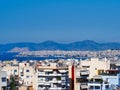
xmin=0 ymin=40 xmax=120 ymax=52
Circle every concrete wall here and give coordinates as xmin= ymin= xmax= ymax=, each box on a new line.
xmin=102 ymin=74 xmax=120 ymax=85
xmin=80 ymin=58 xmax=110 ymax=78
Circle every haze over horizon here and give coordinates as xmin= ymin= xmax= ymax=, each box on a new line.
xmin=0 ymin=0 xmax=120 ymax=43
xmin=0 ymin=40 xmax=120 ymax=45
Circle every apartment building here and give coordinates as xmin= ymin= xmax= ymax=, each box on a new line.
xmin=88 ymin=69 xmax=120 ymax=90
xmin=2 ymin=62 xmax=35 ymax=89
xmin=80 ymin=58 xmax=110 ymax=78
xmin=0 ymin=58 xmax=114 ymax=90
xmin=99 ymin=69 xmax=120 ymax=88
xmin=0 ymin=69 xmax=7 ymax=90
xmin=88 ymin=75 xmax=110 ymax=90
xmin=74 ymin=67 xmax=89 ymax=90
xmin=35 ymin=63 xmax=70 ymax=90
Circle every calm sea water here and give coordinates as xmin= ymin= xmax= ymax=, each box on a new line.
xmin=0 ymin=52 xmax=85 ymax=61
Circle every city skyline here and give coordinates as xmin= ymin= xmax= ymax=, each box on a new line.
xmin=0 ymin=0 xmax=120 ymax=43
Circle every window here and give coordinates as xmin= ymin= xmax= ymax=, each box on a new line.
xmin=89 ymin=86 xmax=94 ymax=89
xmin=26 ymin=69 xmax=29 ymax=72
xmin=95 ymin=86 xmax=100 ymax=89
xmin=14 ymin=69 xmax=17 ymax=72
xmin=26 ymin=76 xmax=29 ymax=78
xmin=38 ymin=76 xmax=42 ymax=78
xmin=40 ymin=78 xmax=44 ymax=81
xmin=38 ymin=85 xmax=43 ymax=88
xmin=38 ymin=69 xmax=43 ymax=72
xmin=82 ymin=66 xmax=90 ymax=68
xmin=1 ymin=77 xmax=6 ymax=82
xmin=105 ymin=85 xmax=109 ymax=89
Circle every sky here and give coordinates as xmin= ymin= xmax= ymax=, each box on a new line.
xmin=0 ymin=0 xmax=120 ymax=43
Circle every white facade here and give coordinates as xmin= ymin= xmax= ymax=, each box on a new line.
xmin=18 ymin=63 xmax=35 ymax=86
xmin=0 ymin=70 xmax=7 ymax=90
xmin=88 ymin=75 xmax=110 ymax=90
xmin=75 ymin=67 xmax=89 ymax=90
xmin=101 ymin=74 xmax=120 ymax=87
xmin=2 ymin=63 xmax=35 ymax=87
xmin=88 ymin=73 xmax=120 ymax=90
xmin=80 ymin=58 xmax=110 ymax=78
xmin=88 ymin=83 xmax=110 ymax=90
xmin=35 ymin=66 xmax=69 ymax=90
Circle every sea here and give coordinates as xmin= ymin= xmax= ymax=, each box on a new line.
xmin=0 ymin=52 xmax=85 ymax=61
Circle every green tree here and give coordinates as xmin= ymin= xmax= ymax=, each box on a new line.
xmin=10 ymin=76 xmax=16 ymax=90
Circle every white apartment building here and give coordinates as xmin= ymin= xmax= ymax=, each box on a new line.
xmin=88 ymin=68 xmax=120 ymax=90
xmin=0 ymin=69 xmax=7 ymax=90
xmin=102 ymin=74 xmax=120 ymax=86
xmin=18 ymin=63 xmax=35 ymax=87
xmin=100 ymin=70 xmax=120 ymax=89
xmin=74 ymin=67 xmax=89 ymax=90
xmin=80 ymin=58 xmax=110 ymax=78
xmin=2 ymin=62 xmax=35 ymax=88
xmin=35 ymin=64 xmax=69 ymax=90
xmin=88 ymin=75 xmax=110 ymax=90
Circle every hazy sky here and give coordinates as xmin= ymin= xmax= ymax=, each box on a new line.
xmin=0 ymin=0 xmax=120 ymax=43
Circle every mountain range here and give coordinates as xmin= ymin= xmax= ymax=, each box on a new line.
xmin=1 ymin=40 xmax=120 ymax=52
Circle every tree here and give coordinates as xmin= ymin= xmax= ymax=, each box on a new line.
xmin=10 ymin=76 xmax=16 ymax=90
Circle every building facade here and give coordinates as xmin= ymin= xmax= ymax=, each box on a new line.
xmin=0 ymin=70 xmax=7 ymax=90
xmin=80 ymin=58 xmax=110 ymax=78
xmin=35 ymin=65 xmax=69 ymax=90
xmin=2 ymin=62 xmax=35 ymax=89
xmin=74 ymin=67 xmax=89 ymax=90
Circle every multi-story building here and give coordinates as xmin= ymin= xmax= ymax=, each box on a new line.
xmin=0 ymin=57 xmax=115 ymax=90
xmin=2 ymin=62 xmax=35 ymax=89
xmin=35 ymin=63 xmax=69 ymax=90
xmin=0 ymin=69 xmax=7 ymax=90
xmin=88 ymin=75 xmax=110 ymax=90
xmin=88 ymin=69 xmax=120 ymax=90
xmin=74 ymin=67 xmax=89 ymax=90
xmin=18 ymin=63 xmax=35 ymax=87
xmin=80 ymin=58 xmax=110 ymax=78
xmin=69 ymin=65 xmax=89 ymax=90
xmin=98 ymin=69 xmax=120 ymax=89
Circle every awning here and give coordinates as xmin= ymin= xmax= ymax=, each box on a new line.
xmin=59 ymin=70 xmax=67 ymax=73
xmin=44 ymin=70 xmax=53 ymax=72
xmin=81 ymin=85 xmax=88 ymax=89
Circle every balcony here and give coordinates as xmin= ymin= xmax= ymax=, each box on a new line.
xmin=38 ymin=87 xmax=45 ymax=90
xmin=88 ymin=84 xmax=101 ymax=90
xmin=49 ymin=80 xmax=62 ymax=83
xmin=80 ymin=83 xmax=88 ymax=89
xmin=37 ymin=80 xmax=46 ymax=83
xmin=38 ymin=72 xmax=45 ymax=76
xmin=80 ymin=70 xmax=89 ymax=76
xmin=49 ymin=87 xmax=66 ymax=90
xmin=49 ymin=73 xmax=62 ymax=76
xmin=76 ymin=78 xmax=88 ymax=83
